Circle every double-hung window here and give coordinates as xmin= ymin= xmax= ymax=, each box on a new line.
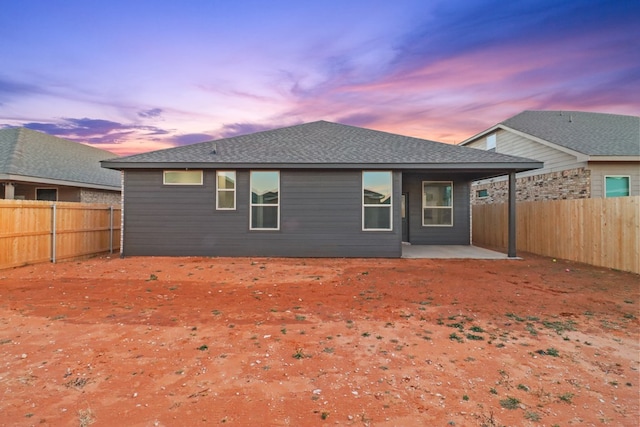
xmin=216 ymin=171 xmax=236 ymax=209
xmin=605 ymin=176 xmax=630 ymax=198
xmin=423 ymin=181 xmax=453 ymax=226
xmin=250 ymin=171 xmax=279 ymax=230
xmin=362 ymin=171 xmax=392 ymax=230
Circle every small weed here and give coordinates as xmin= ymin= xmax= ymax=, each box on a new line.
xmin=466 ymin=334 xmax=484 ymax=341
xmin=211 ymin=309 xmax=222 ymax=316
xmin=462 ymin=394 xmax=469 ymax=401
xmin=469 ymin=325 xmax=485 ymax=333
xmin=525 ymin=323 xmax=538 ymax=335
xmin=499 ymin=396 xmax=520 ymax=410
xmin=321 ymin=411 xmax=329 ymax=420
xmin=346 ymin=320 xmax=354 ymax=329
xmin=449 ymin=333 xmax=463 ymax=343
xmin=517 ymin=384 xmax=530 ymax=392
xmin=379 ymin=365 xmax=389 ymax=370
xmin=292 ymin=348 xmax=307 ymax=359
xmin=622 ymin=313 xmax=636 ymax=320
xmin=489 ymin=388 xmax=498 ymax=395
xmin=558 ymin=392 xmax=574 ymax=403
xmin=536 ymin=348 xmax=559 ymax=357
xmin=447 ymin=322 xmax=464 ymax=330
xmin=147 ymin=274 xmax=158 ymax=281
xmin=524 ymin=411 xmax=541 ymax=421
xmin=295 ymin=315 xmax=306 ymax=321
xmin=505 ymin=313 xmax=525 ymax=322
xmin=376 ymin=335 xmax=383 ymax=340
xmin=78 ymin=408 xmax=96 ymax=427
xmin=323 ymin=347 xmax=334 ymax=354
xmin=197 ymin=345 xmax=208 ymax=351
xmin=361 ymin=332 xmax=371 ymax=337
xmin=281 ymin=328 xmax=287 ymax=335
xmin=542 ymin=319 xmax=576 ymax=334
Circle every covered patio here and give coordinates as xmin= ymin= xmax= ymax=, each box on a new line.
xmin=401 ymin=244 xmax=513 ymax=259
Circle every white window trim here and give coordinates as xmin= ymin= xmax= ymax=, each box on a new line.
xmin=604 ymin=175 xmax=630 ymax=198
xmin=422 ymin=181 xmax=454 ymax=227
xmin=362 ymin=171 xmax=393 ymax=231
xmin=216 ymin=170 xmax=236 ymax=210
xmin=163 ymin=170 xmax=203 ymax=185
xmin=250 ymin=170 xmax=280 ymax=231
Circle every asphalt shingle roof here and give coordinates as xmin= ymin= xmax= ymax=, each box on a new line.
xmin=103 ymin=121 xmax=540 ymax=169
xmin=501 ymin=111 xmax=640 ymax=156
xmin=0 ymin=127 xmax=121 ymax=189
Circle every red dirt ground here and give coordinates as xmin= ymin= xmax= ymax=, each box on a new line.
xmin=0 ymin=254 xmax=638 ymax=426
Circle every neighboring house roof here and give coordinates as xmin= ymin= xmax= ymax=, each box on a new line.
xmin=0 ymin=127 xmax=121 ymax=190
xmin=102 ymin=121 xmax=541 ymax=176
xmin=460 ymin=110 xmax=640 ymax=158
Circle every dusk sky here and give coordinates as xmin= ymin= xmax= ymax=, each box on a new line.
xmin=1 ymin=0 xmax=638 ymax=156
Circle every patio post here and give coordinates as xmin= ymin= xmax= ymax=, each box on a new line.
xmin=508 ymin=171 xmax=516 ymax=257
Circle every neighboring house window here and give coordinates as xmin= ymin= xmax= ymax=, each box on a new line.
xmin=36 ymin=188 xmax=57 ymax=201
xmin=605 ymin=176 xmax=630 ymax=198
xmin=250 ymin=171 xmax=279 ymax=230
xmin=163 ymin=170 xmax=203 ymax=185
xmin=486 ymin=134 xmax=496 ymax=151
xmin=423 ymin=181 xmax=453 ymax=226
xmin=216 ymin=171 xmax=236 ymax=210
xmin=362 ymin=171 xmax=392 ymax=231
xmin=476 ymin=189 xmax=489 ymax=198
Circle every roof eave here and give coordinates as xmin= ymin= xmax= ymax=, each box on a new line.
xmin=587 ymin=155 xmax=640 ymax=162
xmin=0 ymin=173 xmax=121 ymax=191
xmin=101 ymin=161 xmax=543 ymax=172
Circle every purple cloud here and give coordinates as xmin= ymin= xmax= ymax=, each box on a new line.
xmin=138 ymin=108 xmax=163 ymax=118
xmin=171 ymin=133 xmax=213 ymax=146
xmin=23 ymin=117 xmax=170 ymax=144
xmin=215 ymin=122 xmax=282 ymax=139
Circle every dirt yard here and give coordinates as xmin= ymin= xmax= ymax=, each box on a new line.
xmin=0 ymin=254 xmax=637 ymax=426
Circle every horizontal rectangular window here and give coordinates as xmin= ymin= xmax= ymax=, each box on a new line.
xmin=476 ymin=189 xmax=489 ymax=198
xmin=363 ymin=171 xmax=392 ymax=231
xmin=216 ymin=171 xmax=236 ymax=210
xmin=605 ymin=176 xmax=629 ymax=198
xmin=163 ymin=170 xmax=203 ymax=185
xmin=423 ymin=181 xmax=453 ymax=226
xmin=251 ymin=171 xmax=279 ymax=230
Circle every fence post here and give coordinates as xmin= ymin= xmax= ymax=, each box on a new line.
xmin=51 ymin=203 xmax=57 ymax=263
xmin=507 ymin=172 xmax=516 ymax=258
xmin=109 ymin=206 xmax=114 ymax=254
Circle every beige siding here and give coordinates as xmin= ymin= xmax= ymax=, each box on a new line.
xmin=588 ymin=161 xmax=640 ymax=197
xmin=496 ymin=130 xmax=584 ymax=176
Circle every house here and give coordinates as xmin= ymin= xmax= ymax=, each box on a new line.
xmin=101 ymin=121 xmax=542 ymax=258
xmin=0 ymin=127 xmax=122 ymax=204
xmin=458 ymin=111 xmax=640 ymax=204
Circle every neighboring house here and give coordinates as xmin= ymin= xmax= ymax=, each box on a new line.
xmin=0 ymin=127 xmax=122 ymax=204
xmin=459 ymin=111 xmax=640 ymax=204
xmin=102 ymin=121 xmax=541 ymax=258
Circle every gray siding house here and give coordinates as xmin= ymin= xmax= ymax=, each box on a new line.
xmin=102 ymin=121 xmax=541 ymax=258
xmin=459 ymin=111 xmax=640 ymax=204
xmin=0 ymin=127 xmax=122 ymax=204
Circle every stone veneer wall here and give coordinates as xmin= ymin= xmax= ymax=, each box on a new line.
xmin=79 ymin=188 xmax=122 ymax=205
xmin=472 ymin=167 xmax=591 ymax=205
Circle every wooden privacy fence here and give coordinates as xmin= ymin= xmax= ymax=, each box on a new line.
xmin=472 ymin=196 xmax=639 ymax=274
xmin=0 ymin=199 xmax=121 ymax=270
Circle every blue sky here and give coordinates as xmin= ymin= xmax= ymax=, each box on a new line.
xmin=1 ymin=0 xmax=638 ymax=155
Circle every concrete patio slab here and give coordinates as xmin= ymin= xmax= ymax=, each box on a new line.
xmin=401 ymin=244 xmax=514 ymax=259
